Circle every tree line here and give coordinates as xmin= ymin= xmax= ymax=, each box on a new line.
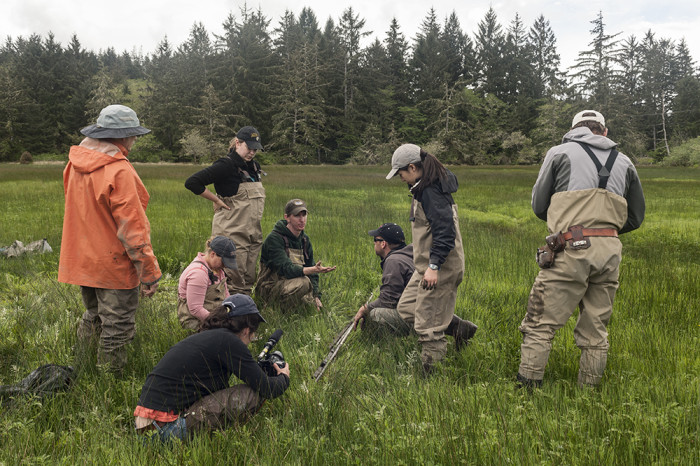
xmin=1 ymin=6 xmax=699 ymax=165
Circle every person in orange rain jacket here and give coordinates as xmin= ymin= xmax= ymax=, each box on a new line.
xmin=58 ymin=104 xmax=161 ymax=374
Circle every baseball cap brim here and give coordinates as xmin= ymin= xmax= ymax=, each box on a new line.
xmin=385 ymin=167 xmax=399 ymax=180
xmin=287 ymin=206 xmax=307 ymax=216
xmin=221 ymin=255 xmax=238 ymax=270
xmin=245 ymin=140 xmax=264 ymax=151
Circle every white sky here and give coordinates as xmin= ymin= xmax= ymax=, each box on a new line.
xmin=2 ymin=1 xmax=699 ymax=70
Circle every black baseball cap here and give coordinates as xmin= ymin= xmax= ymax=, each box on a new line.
xmin=368 ymin=223 xmax=405 ymax=245
xmin=210 ymin=236 xmax=238 ymax=270
xmin=237 ymin=126 xmax=264 ymax=151
xmin=223 ymin=294 xmax=266 ymax=322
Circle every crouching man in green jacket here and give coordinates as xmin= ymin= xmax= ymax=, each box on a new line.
xmin=256 ymin=199 xmax=336 ymax=311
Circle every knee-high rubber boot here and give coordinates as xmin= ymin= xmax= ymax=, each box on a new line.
xmin=446 ymin=315 xmax=478 ymax=351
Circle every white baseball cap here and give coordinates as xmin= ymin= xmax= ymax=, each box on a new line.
xmin=572 ymin=110 xmax=605 ymax=128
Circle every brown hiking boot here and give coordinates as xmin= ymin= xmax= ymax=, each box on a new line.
xmin=446 ymin=316 xmax=478 ymax=351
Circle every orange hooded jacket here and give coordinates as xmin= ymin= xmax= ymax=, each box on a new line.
xmin=58 ymin=139 xmax=161 ymax=289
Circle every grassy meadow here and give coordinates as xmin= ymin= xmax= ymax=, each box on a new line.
xmin=0 ymin=163 xmax=698 ymax=465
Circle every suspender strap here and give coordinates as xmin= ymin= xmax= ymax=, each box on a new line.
xmin=274 ymin=231 xmax=310 ymax=261
xmin=193 ymin=260 xmax=217 ymax=285
xmin=575 ymin=141 xmax=619 ymax=189
xmin=274 ymin=231 xmax=291 ymax=257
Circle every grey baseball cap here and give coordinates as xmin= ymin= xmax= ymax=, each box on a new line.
xmin=80 ymin=105 xmax=151 ymax=139
xmin=223 ymin=294 xmax=266 ymax=322
xmin=386 ymin=144 xmax=421 ymax=179
xmin=572 ymin=110 xmax=605 ymax=128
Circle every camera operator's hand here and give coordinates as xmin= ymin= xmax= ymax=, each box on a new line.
xmin=273 ymin=361 xmax=290 ymax=378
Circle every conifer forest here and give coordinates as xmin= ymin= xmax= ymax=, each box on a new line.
xmin=1 ymin=7 xmax=699 ymax=165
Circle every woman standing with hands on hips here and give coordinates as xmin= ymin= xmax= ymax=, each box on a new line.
xmin=386 ymin=144 xmax=477 ymax=374
xmin=185 ymin=127 xmax=265 ymax=295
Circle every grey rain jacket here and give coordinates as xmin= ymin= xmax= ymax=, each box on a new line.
xmin=532 ymin=127 xmax=645 ymax=234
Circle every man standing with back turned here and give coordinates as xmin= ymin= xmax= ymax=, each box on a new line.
xmin=517 ymin=110 xmax=645 ymax=389
xmin=59 ymin=104 xmax=161 ymax=374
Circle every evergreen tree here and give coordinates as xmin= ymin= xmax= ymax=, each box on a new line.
xmin=639 ymin=32 xmax=676 ymax=156
xmin=144 ymin=37 xmax=181 ymax=151
xmin=672 ymin=76 xmax=700 ymax=140
xmin=527 ymin=15 xmax=565 ymax=98
xmin=502 ymin=14 xmax=539 ymax=133
xmin=270 ymin=9 xmax=328 ymax=162
xmin=0 ymin=60 xmax=35 ymax=160
xmin=10 ymin=34 xmax=63 ymax=153
xmin=612 ymin=35 xmax=644 ymax=145
xmin=474 ymin=7 xmax=507 ymax=99
xmin=569 ymin=11 xmax=622 ymax=112
xmin=317 ymin=17 xmax=349 ymax=162
xmin=410 ymin=8 xmax=447 ymax=103
xmin=616 ymin=35 xmax=642 ymax=99
xmin=213 ymin=7 xmax=275 ymax=136
xmin=62 ymin=35 xmax=99 ymax=138
xmin=441 ymin=12 xmax=470 ymax=87
xmin=356 ymin=39 xmax=392 ymax=136
xmin=672 ymin=39 xmax=696 ymax=80
xmin=338 ymin=7 xmax=371 ymax=119
xmin=384 ymin=18 xmax=411 ymax=106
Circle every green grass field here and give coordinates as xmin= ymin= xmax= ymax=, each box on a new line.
xmin=0 ymin=163 xmax=698 ymax=464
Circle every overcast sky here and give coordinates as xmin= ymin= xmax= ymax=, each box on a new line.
xmin=2 ymin=1 xmax=699 ymax=70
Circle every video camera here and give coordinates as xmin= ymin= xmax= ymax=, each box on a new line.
xmin=257 ymin=329 xmax=286 ymax=377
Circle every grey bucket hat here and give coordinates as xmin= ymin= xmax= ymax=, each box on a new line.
xmin=80 ymin=105 xmax=151 ymax=139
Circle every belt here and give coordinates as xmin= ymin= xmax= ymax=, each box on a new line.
xmin=561 ymin=228 xmax=618 ymax=241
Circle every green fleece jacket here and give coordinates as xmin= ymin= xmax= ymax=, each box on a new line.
xmin=260 ymin=219 xmax=320 ymax=296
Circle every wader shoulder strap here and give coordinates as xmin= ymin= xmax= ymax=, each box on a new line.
xmin=274 ymin=231 xmax=309 ymax=261
xmin=194 ymin=260 xmax=217 ymax=285
xmin=575 ymin=141 xmax=619 ymax=189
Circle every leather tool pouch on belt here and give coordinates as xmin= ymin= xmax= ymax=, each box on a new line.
xmin=566 ymin=225 xmax=591 ymax=250
xmin=536 ymin=231 xmax=567 ymax=269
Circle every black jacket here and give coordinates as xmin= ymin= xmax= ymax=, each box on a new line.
xmin=137 ymin=328 xmax=288 ymax=413
xmin=413 ymin=169 xmax=458 ymax=267
xmin=185 ymin=151 xmax=262 ymax=197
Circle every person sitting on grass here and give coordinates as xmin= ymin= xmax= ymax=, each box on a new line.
xmin=133 ymin=294 xmax=290 ymax=442
xmin=177 ymin=236 xmax=236 ymax=330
